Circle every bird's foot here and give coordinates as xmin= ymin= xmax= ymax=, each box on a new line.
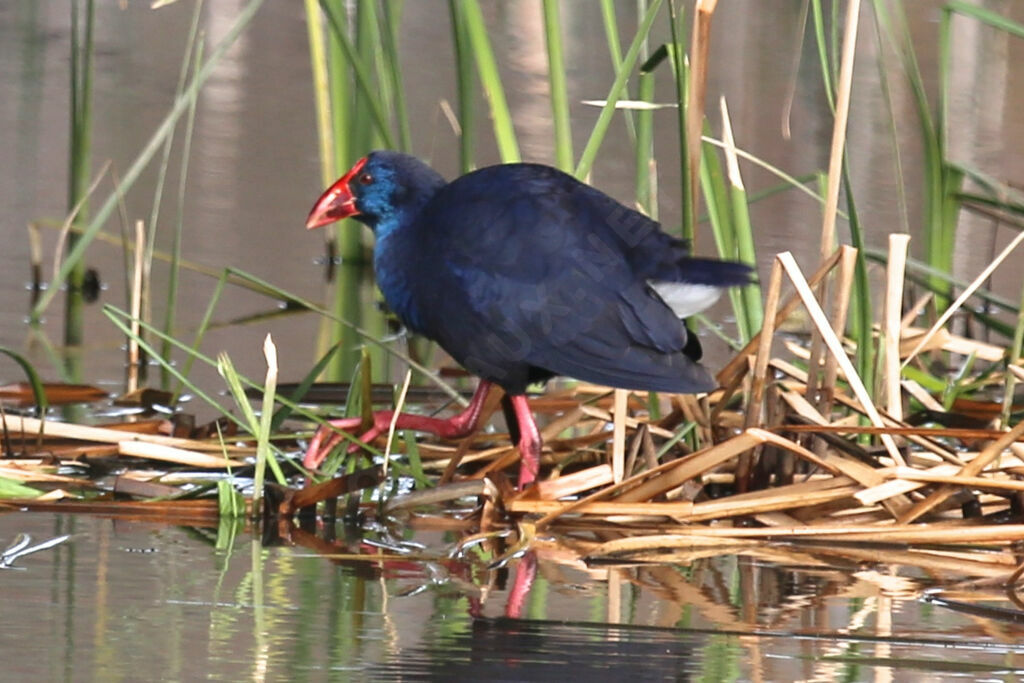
xmin=303 ymin=413 xmax=389 ymax=471
xmin=303 ymin=381 xmax=496 ymax=471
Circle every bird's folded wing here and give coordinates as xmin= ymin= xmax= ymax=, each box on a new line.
xmin=434 ymin=267 xmax=714 ymax=394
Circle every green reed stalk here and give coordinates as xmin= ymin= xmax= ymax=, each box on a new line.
xmin=354 ymin=1 xmax=390 ymax=379
xmin=317 ymin=0 xmax=394 ymax=149
xmin=64 ymin=0 xmax=95 ymax=378
xmin=842 ymin=171 xmax=875 ymax=391
xmin=458 ymin=0 xmax=520 ymax=162
xmin=575 ymin=0 xmax=663 ymax=180
xmin=700 ymin=145 xmax=744 ymax=340
xmin=0 ymin=347 xmax=48 ymax=417
xmin=312 ymin=1 xmax=380 ymax=381
xmin=935 ymin=5 xmax=1024 ymax=312
xmin=1002 ymin=280 xmax=1024 ymax=426
xmin=634 ymin=71 xmax=656 ymax=218
xmin=448 ymin=0 xmax=476 ymax=173
xmin=380 ymin=0 xmax=412 ymax=152
xmin=721 ymin=122 xmax=762 ymax=343
xmin=872 ymin=0 xmax=951 ymax=310
xmin=665 ymin=1 xmax=692 ymax=240
xmin=600 ymin=0 xmax=636 ymax=142
xmin=810 ymin=1 xmax=835 ymax=110
xmin=161 ymin=18 xmax=205 ymax=386
xmin=633 ymin=3 xmax=655 ymax=218
xmin=305 ymin=0 xmax=336 ymax=186
xmin=353 ymin=0 xmax=380 ymax=150
xmin=542 ymin=0 xmax=573 ymax=171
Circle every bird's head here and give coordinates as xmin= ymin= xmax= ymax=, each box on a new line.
xmin=306 ymin=151 xmax=446 ymax=232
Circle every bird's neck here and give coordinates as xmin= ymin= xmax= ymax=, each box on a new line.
xmin=368 ymin=172 xmax=446 ymax=242
xmin=372 ymin=217 xmax=426 ymax=333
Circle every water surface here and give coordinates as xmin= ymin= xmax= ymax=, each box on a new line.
xmin=3 ymin=511 xmax=1023 ymax=680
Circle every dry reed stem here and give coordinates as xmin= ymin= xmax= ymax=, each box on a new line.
xmin=900 ymin=326 xmax=1004 ymax=362
xmin=720 ymin=97 xmax=744 ymax=193
xmin=777 ymin=252 xmax=906 ymax=467
xmin=784 ymin=382 xmax=965 ymax=467
xmin=614 ymin=430 xmax=765 ymax=503
xmin=618 ymin=427 xmax=839 ymax=503
xmin=52 ymin=161 xmax=112 ymax=281
xmin=532 ymin=428 xmax=753 ymax=528
xmin=818 ymin=0 xmax=859 ymax=258
xmin=540 ymin=407 xmax=586 ymax=440
xmin=884 ymin=234 xmax=911 ymax=421
xmin=902 ymin=228 xmax=1024 ymax=368
xmin=118 ymin=441 xmax=247 ymax=468
xmin=678 ymin=480 xmax=860 ymax=522
xmin=535 ymin=464 xmax=614 ymax=500
xmin=899 ymin=420 xmax=1024 ymax=523
xmin=0 ymin=465 xmax=96 ymax=486
xmin=383 ymin=368 xmax=413 ymax=479
xmin=578 ymin=404 xmax=674 ymax=438
xmin=900 ymin=292 xmax=933 ymax=329
xmin=587 ymin=523 xmax=1024 ymax=544
xmin=900 ymin=378 xmax=945 ymax=412
xmin=127 ymin=219 xmax=145 ymax=393
xmin=735 ymin=257 xmax=783 ymax=491
xmin=612 ymin=389 xmax=627 ymax=483
xmin=777 ymin=387 xmax=914 ymax=514
xmin=0 ymin=415 xmax=249 ymax=452
xmin=716 ymin=248 xmax=842 ymax=390
xmin=886 ymin=466 xmax=1024 ymax=493
xmin=686 ymin=0 xmax=718 ymax=242
xmin=817 ymin=246 xmax=858 ymax=421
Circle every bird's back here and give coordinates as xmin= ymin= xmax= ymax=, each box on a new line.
xmin=387 ymin=163 xmax=750 ymax=394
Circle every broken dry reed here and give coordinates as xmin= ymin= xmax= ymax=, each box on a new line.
xmin=901 ymin=227 xmax=1024 ymax=369
xmin=818 ymin=0 xmax=860 ymax=259
xmin=685 ymin=0 xmax=718 ymax=242
xmin=777 ymin=252 xmax=906 ymax=467
xmin=883 ymin=234 xmax=911 ymax=421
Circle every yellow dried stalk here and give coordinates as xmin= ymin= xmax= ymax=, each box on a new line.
xmin=1 ymin=415 xmax=250 ymax=453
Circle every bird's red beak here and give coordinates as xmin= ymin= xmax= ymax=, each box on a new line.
xmin=305 ymin=157 xmax=368 ymax=229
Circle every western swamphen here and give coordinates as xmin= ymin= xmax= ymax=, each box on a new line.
xmin=304 ymin=151 xmax=752 ymax=488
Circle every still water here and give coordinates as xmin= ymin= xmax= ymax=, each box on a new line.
xmin=3 ymin=511 xmax=1024 ymax=680
xmin=2 ymin=1 xmax=1024 ymax=679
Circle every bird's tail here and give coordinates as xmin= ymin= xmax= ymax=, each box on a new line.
xmin=676 ymin=258 xmax=755 ymax=287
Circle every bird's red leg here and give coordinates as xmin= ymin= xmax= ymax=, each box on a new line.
xmin=304 ymin=380 xmax=495 ymax=470
xmin=508 ymin=394 xmax=542 ymax=488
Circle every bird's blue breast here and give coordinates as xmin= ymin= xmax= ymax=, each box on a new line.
xmin=372 ymin=224 xmax=426 ymax=333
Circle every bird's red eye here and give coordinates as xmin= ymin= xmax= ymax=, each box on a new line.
xmin=358 ymin=172 xmax=373 ymax=185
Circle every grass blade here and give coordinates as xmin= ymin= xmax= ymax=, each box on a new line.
xmin=458 ymin=0 xmax=520 ymax=162
xmin=575 ymin=0 xmax=663 ymax=180
xmin=542 ymin=0 xmax=573 ymax=171
xmin=448 ymin=0 xmax=476 ymax=172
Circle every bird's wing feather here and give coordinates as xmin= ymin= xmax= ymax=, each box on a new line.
xmin=408 ymin=165 xmax=719 ymax=392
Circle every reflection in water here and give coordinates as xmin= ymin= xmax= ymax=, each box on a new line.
xmin=3 ymin=512 xmax=1024 ymax=680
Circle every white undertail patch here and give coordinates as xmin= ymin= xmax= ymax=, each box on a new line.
xmin=649 ymin=281 xmax=723 ymax=318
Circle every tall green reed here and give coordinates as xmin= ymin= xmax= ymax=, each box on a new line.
xmin=64 ymin=0 xmax=95 ymax=382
